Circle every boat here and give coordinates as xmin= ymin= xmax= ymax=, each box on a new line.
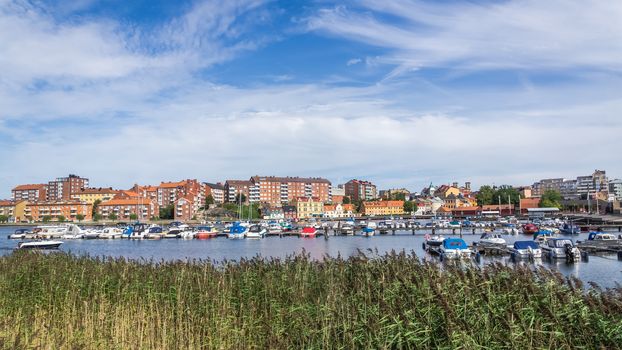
xmin=477 ymin=232 xmax=506 ymax=246
xmin=144 ymin=226 xmax=164 ymax=239
xmin=541 ymin=238 xmax=581 ymax=261
xmin=341 ymin=220 xmax=355 ymax=235
xmin=228 ymin=222 xmax=247 ymax=239
xmin=99 ymin=227 xmax=123 ymax=239
xmin=510 ymin=241 xmax=542 ymax=259
xmin=36 ymin=225 xmax=69 ymax=239
xmin=366 ymin=221 xmax=378 ymax=229
xmin=559 ymin=223 xmax=580 ymax=235
xmin=17 ymin=240 xmax=63 ymax=249
xmin=163 ymin=228 xmax=183 ymax=239
xmin=246 ymin=224 xmax=267 ymax=239
xmin=122 ymin=223 xmax=149 ymax=239
xmin=361 ymin=227 xmax=375 ymax=237
xmin=448 ymin=220 xmax=461 ymax=228
xmin=577 ymin=232 xmax=622 ymax=251
xmin=8 ymin=228 xmax=31 ymax=239
xmin=82 ymin=229 xmax=101 ymax=239
xmin=195 ymin=226 xmax=218 ymax=239
xmin=267 ymin=222 xmax=283 ymax=235
xmin=61 ymin=224 xmax=86 ymax=239
xmin=439 ymin=238 xmax=472 ymax=260
xmin=522 ymin=223 xmax=539 ymax=235
xmin=422 ymin=234 xmax=445 ymax=252
xmin=299 ymin=227 xmax=317 ymax=238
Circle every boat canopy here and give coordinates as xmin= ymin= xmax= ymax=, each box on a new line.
xmin=230 ymin=224 xmax=246 ymax=234
xmin=362 ymin=227 xmax=374 ymax=233
xmin=196 ymin=226 xmax=212 ymax=231
xmin=443 ymin=238 xmax=468 ymax=250
xmin=513 ymin=241 xmax=539 ymax=250
xmin=148 ymin=227 xmax=163 ymax=234
xmin=302 ymin=227 xmax=316 ymax=233
xmin=549 ymin=238 xmax=574 ymax=248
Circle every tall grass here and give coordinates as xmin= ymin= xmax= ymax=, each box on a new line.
xmin=0 ymin=251 xmax=620 ymax=349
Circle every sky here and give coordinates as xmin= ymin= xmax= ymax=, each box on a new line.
xmin=1 ymin=0 xmax=621 ymax=197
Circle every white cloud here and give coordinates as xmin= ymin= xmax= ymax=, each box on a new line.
xmin=346 ymin=58 xmax=361 ymax=66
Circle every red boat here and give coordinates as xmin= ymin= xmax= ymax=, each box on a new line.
xmin=522 ymin=223 xmax=538 ymax=235
xmin=195 ymin=226 xmax=218 ymax=239
xmin=299 ymin=227 xmax=317 ymax=238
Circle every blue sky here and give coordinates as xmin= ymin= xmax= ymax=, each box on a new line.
xmin=1 ymin=0 xmax=621 ymax=197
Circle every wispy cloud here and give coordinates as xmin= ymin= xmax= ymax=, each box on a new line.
xmin=346 ymin=58 xmax=361 ymax=66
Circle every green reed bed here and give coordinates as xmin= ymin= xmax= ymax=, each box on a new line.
xmin=0 ymin=251 xmax=620 ymax=349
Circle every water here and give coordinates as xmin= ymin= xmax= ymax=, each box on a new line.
xmin=1 ymin=226 xmax=621 ymax=289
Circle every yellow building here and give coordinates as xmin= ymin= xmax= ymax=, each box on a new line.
xmin=72 ymin=187 xmax=119 ymax=204
xmin=0 ymin=200 xmax=28 ymax=222
xmin=296 ymin=197 xmax=324 ymax=219
xmin=362 ymin=200 xmax=404 ymax=216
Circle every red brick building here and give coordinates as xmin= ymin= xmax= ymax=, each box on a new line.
xmin=12 ymin=184 xmax=47 ymax=202
xmin=249 ymin=176 xmax=332 ymax=206
xmin=345 ymin=179 xmax=377 ymax=202
xmin=47 ymin=174 xmax=89 ymax=201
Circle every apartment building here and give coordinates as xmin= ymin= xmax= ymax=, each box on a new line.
xmin=330 ymin=186 xmax=345 ymax=204
xmin=47 ymin=174 xmax=89 ymax=201
xmin=362 ymin=200 xmax=404 ymax=216
xmin=12 ymin=184 xmax=47 ymax=202
xmin=224 ymin=180 xmax=253 ymax=203
xmin=610 ymin=179 xmax=622 ymax=201
xmin=174 ymin=196 xmax=196 ymax=221
xmin=296 ymin=197 xmax=324 ymax=219
xmin=97 ymin=198 xmax=159 ymax=221
xmin=532 ymin=178 xmax=564 ymax=197
xmin=157 ymin=180 xmax=204 ymax=207
xmin=344 ymin=179 xmax=377 ymax=202
xmin=0 ymin=200 xmax=28 ymax=222
xmin=204 ymin=182 xmax=225 ymax=204
xmin=249 ymin=176 xmax=331 ymax=205
xmin=72 ymin=187 xmax=119 ymax=204
xmin=25 ymin=201 xmax=92 ymax=222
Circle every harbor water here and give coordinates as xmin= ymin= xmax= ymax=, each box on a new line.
xmin=1 ymin=225 xmax=620 ymax=289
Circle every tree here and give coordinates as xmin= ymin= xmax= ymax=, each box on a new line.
xmin=391 ymin=193 xmax=407 ymax=201
xmin=92 ymin=199 xmax=101 ymax=217
xmin=57 ymin=215 xmax=66 ymax=223
xmin=108 ymin=213 xmax=118 ymax=221
xmin=76 ymin=214 xmax=85 ymax=222
xmin=93 ymin=213 xmax=102 ymax=222
xmin=42 ymin=215 xmax=52 ymax=223
xmin=129 ymin=213 xmax=138 ymax=221
xmin=404 ymin=201 xmax=417 ymax=213
xmin=540 ymin=190 xmax=562 ymax=209
xmin=205 ymin=194 xmax=215 ymax=208
xmin=342 ymin=196 xmax=351 ymax=205
xmin=476 ymin=186 xmax=495 ymax=206
xmin=235 ymin=193 xmax=247 ymax=204
xmin=159 ymin=204 xmax=174 ymax=220
xmin=0 ymin=215 xmax=8 ymax=223
xmin=494 ymin=185 xmax=521 ymax=206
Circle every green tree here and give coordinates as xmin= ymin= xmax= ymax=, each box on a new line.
xmin=108 ymin=213 xmax=118 ymax=221
xmin=92 ymin=199 xmax=101 ymax=217
xmin=129 ymin=213 xmax=138 ymax=221
xmin=76 ymin=214 xmax=85 ymax=222
xmin=235 ymin=193 xmax=247 ymax=204
xmin=159 ymin=204 xmax=174 ymax=220
xmin=540 ymin=190 xmax=562 ymax=209
xmin=205 ymin=195 xmax=215 ymax=208
xmin=57 ymin=215 xmax=66 ymax=223
xmin=494 ymin=185 xmax=521 ymax=206
xmin=42 ymin=215 xmax=52 ymax=223
xmin=342 ymin=196 xmax=351 ymax=205
xmin=403 ymin=201 xmax=417 ymax=213
xmin=0 ymin=215 xmax=8 ymax=223
xmin=476 ymin=186 xmax=495 ymax=206
xmin=93 ymin=213 xmax=102 ymax=222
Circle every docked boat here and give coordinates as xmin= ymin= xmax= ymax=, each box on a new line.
xmin=246 ymin=224 xmax=267 ymax=239
xmin=341 ymin=221 xmax=355 ymax=235
xmin=422 ymin=234 xmax=445 ymax=252
xmin=510 ymin=241 xmax=542 ymax=259
xmin=477 ymin=232 xmax=506 ymax=246
xmin=17 ymin=240 xmax=63 ymax=249
xmin=99 ymin=227 xmax=123 ymax=239
xmin=228 ymin=223 xmax=247 ymax=239
xmin=267 ymin=222 xmax=283 ymax=235
xmin=61 ymin=224 xmax=86 ymax=239
xmin=299 ymin=227 xmax=317 ymax=238
xmin=8 ymin=228 xmax=31 ymax=239
xmin=37 ymin=225 xmax=69 ymax=239
xmin=163 ymin=228 xmax=183 ymax=239
xmin=122 ymin=223 xmax=149 ymax=239
xmin=559 ymin=223 xmax=580 ymax=235
xmin=439 ymin=238 xmax=472 ymax=260
xmin=144 ymin=226 xmax=164 ymax=239
xmin=577 ymin=232 xmax=622 ymax=250
xmin=195 ymin=226 xmax=219 ymax=239
xmin=541 ymin=238 xmax=581 ymax=261
xmin=448 ymin=220 xmax=461 ymax=228
xmin=361 ymin=227 xmax=375 ymax=237
xmin=522 ymin=223 xmax=539 ymax=235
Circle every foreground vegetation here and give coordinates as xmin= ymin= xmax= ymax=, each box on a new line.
xmin=0 ymin=251 xmax=620 ymax=349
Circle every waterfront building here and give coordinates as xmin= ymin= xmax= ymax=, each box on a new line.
xmin=609 ymin=179 xmax=622 ymax=201
xmin=323 ymin=203 xmax=355 ymax=218
xmin=72 ymin=187 xmax=119 ymax=204
xmin=517 ymin=186 xmax=532 ymax=199
xmin=282 ymin=205 xmax=297 ymax=220
xmin=129 ymin=185 xmax=159 ymax=202
xmin=519 ymin=198 xmax=541 ymax=215
xmin=576 ymin=170 xmax=608 ymax=199
xmin=25 ymin=201 xmax=92 ymax=222
xmin=296 ymin=197 xmax=324 ymax=219
xmin=362 ymin=200 xmax=404 ymax=216
xmin=434 ymin=185 xmax=461 ymax=199
xmin=344 ymin=179 xmax=377 ymax=202
xmin=47 ymin=174 xmax=89 ymax=201
xmin=532 ymin=178 xmax=565 ymax=197
xmin=381 ymin=188 xmax=411 ymax=200
xmin=261 ymin=206 xmax=284 ymax=220
xmin=451 ymin=206 xmax=481 ymax=218
xmin=97 ymin=198 xmax=158 ymax=221
xmin=224 ymin=180 xmax=253 ymax=203
xmin=12 ymin=184 xmax=47 ymax=202
xmin=157 ymin=180 xmax=204 ymax=207
xmin=249 ymin=176 xmax=331 ymax=206
xmin=174 ymin=196 xmax=196 ymax=221
xmin=0 ymin=200 xmax=28 ymax=222
xmin=482 ymin=204 xmax=514 ymax=217
xmin=204 ymin=182 xmax=225 ymax=204
xmin=330 ymin=186 xmax=345 ymax=204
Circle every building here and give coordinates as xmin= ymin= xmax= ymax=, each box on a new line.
xmin=0 ymin=200 xmax=28 ymax=222
xmin=261 ymin=206 xmax=284 ymax=220
xmin=174 ymin=196 xmax=196 ymax=221
xmin=434 ymin=185 xmax=461 ymax=199
xmin=97 ymin=198 xmax=158 ymax=221
xmin=296 ymin=197 xmax=324 ymax=219
xmin=249 ymin=176 xmax=331 ymax=205
xmin=225 ymin=180 xmax=253 ymax=203
xmin=517 ymin=186 xmax=532 ymax=199
xmin=12 ymin=184 xmax=47 ymax=202
xmin=532 ymin=178 xmax=564 ymax=197
xmin=323 ymin=203 xmax=355 ymax=218
xmin=519 ymin=198 xmax=541 ymax=215
xmin=482 ymin=204 xmax=514 ymax=217
xmin=559 ymin=180 xmax=578 ymax=199
xmin=330 ymin=186 xmax=345 ymax=204
xmin=47 ymin=174 xmax=89 ymax=201
xmin=362 ymin=200 xmax=404 ymax=216
xmin=25 ymin=201 xmax=92 ymax=222
xmin=610 ymin=179 xmax=622 ymax=201
xmin=204 ymin=182 xmax=225 ymax=204
xmin=283 ymin=205 xmax=297 ymax=220
xmin=451 ymin=206 xmax=481 ymax=218
xmin=381 ymin=188 xmax=411 ymax=200
xmin=344 ymin=179 xmax=377 ymax=202
xmin=72 ymin=187 xmax=119 ymax=204
xmin=157 ymin=180 xmax=204 ymax=207
xmin=129 ymin=185 xmax=159 ymax=202
xmin=576 ymin=170 xmax=609 ymax=199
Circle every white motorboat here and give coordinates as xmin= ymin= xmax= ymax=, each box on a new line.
xmin=228 ymin=223 xmax=247 ymax=239
xmin=61 ymin=224 xmax=86 ymax=239
xmin=423 ymin=234 xmax=445 ymax=251
xmin=361 ymin=227 xmax=375 ymax=237
xmin=8 ymin=228 xmax=31 ymax=239
xmin=477 ymin=232 xmax=506 ymax=246
xmin=541 ymin=238 xmax=581 ymax=261
xmin=268 ymin=223 xmax=282 ymax=234
xmin=36 ymin=225 xmax=69 ymax=239
xmin=439 ymin=238 xmax=473 ymax=260
xmin=99 ymin=227 xmax=123 ymax=239
xmin=246 ymin=224 xmax=266 ymax=239
xmin=510 ymin=241 xmax=542 ymax=259
xmin=17 ymin=240 xmax=63 ymax=249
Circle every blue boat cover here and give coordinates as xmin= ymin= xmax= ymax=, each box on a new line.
xmin=443 ymin=238 xmax=468 ymax=249
xmin=362 ymin=227 xmax=374 ymax=233
xmin=230 ymin=224 xmax=246 ymax=234
xmin=587 ymin=232 xmax=604 ymax=240
xmin=513 ymin=241 xmax=539 ymax=249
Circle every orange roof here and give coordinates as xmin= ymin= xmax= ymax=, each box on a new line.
xmin=159 ymin=181 xmax=186 ymax=189
xmin=324 ymin=204 xmax=336 ymax=211
xmin=100 ymin=199 xmax=153 ymax=206
xmin=342 ymin=204 xmax=355 ymax=211
xmin=0 ymin=200 xmax=15 ymax=206
xmin=13 ymin=184 xmax=46 ymax=191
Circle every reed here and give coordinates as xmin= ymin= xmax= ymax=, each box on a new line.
xmin=0 ymin=250 xmax=620 ymax=349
